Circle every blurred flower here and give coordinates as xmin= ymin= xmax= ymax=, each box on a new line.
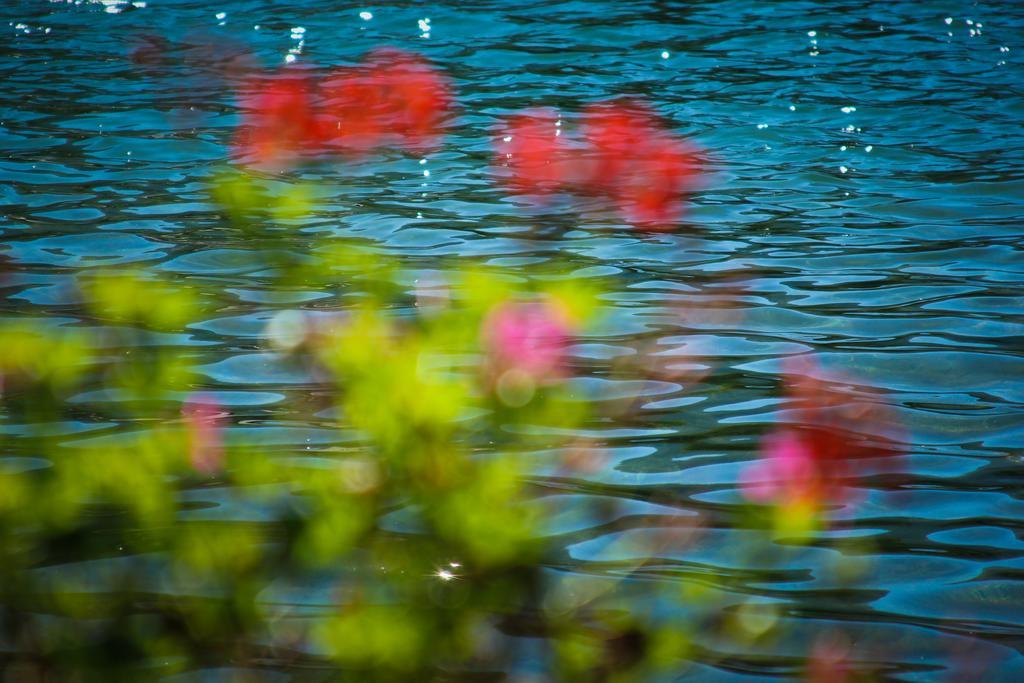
xmin=623 ymin=136 xmax=697 ymax=227
xmin=805 ymin=631 xmax=853 ymax=683
xmin=495 ymin=108 xmax=570 ymax=200
xmin=742 ymin=428 xmax=829 ymax=507
xmin=482 ymin=300 xmax=573 ymax=403
xmin=579 ymin=100 xmax=699 ymax=229
xmin=320 ymin=48 xmax=452 ymax=155
xmin=182 ymin=394 xmax=226 ymax=476
xmin=232 ymin=48 xmax=452 ymax=168
xmin=368 ymin=48 xmax=452 ymax=152
xmin=579 ymin=101 xmax=659 ymax=193
xmin=493 ymin=99 xmax=700 ymax=229
xmin=232 ymin=69 xmax=321 ymax=170
xmin=742 ymin=356 xmax=904 ymax=514
xmin=319 ymin=64 xmax=390 ymax=155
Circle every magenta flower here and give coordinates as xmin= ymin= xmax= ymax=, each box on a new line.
xmin=482 ymin=300 xmax=573 ymax=392
xmin=741 ymin=429 xmax=821 ymax=505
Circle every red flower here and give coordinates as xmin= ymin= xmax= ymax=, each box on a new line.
xmin=579 ymin=100 xmax=699 ymax=229
xmin=318 ymin=64 xmax=391 ymax=155
xmin=621 ymin=136 xmax=697 ymax=228
xmin=368 ymin=48 xmax=452 ymax=153
xmin=579 ymin=101 xmax=659 ymax=192
xmin=320 ymin=48 xmax=452 ymax=156
xmin=491 ymin=99 xmax=700 ymax=228
xmin=494 ymin=108 xmax=570 ymax=199
xmin=742 ymin=356 xmax=904 ymax=510
xmin=231 ymin=49 xmax=452 ymax=167
xmin=232 ymin=69 xmax=322 ymax=170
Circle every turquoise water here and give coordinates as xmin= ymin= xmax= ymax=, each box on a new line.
xmin=2 ymin=0 xmax=1024 ymax=679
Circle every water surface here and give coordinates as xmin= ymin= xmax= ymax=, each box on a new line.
xmin=2 ymin=0 xmax=1024 ymax=679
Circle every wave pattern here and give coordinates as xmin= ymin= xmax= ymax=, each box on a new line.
xmin=2 ymin=0 xmax=1024 ymax=679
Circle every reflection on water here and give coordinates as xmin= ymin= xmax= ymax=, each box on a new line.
xmin=1 ymin=0 xmax=1024 ymax=679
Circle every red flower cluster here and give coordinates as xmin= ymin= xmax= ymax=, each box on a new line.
xmin=742 ymin=356 xmax=904 ymax=512
xmin=234 ymin=70 xmax=322 ymax=170
xmin=495 ymin=99 xmax=700 ymax=230
xmin=232 ymin=48 xmax=452 ymax=170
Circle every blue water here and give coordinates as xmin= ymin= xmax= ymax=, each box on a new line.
xmin=2 ymin=0 xmax=1024 ymax=679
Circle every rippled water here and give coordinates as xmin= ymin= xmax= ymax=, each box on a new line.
xmin=3 ymin=0 xmax=1024 ymax=679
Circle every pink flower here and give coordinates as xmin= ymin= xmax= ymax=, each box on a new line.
xmin=182 ymin=394 xmax=226 ymax=476
xmin=742 ymin=429 xmax=823 ymax=505
xmin=742 ymin=356 xmax=904 ymax=510
xmin=482 ymin=300 xmax=573 ymax=387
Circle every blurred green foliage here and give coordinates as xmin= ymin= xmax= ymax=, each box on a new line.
xmin=0 ymin=169 xmax=865 ymax=682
